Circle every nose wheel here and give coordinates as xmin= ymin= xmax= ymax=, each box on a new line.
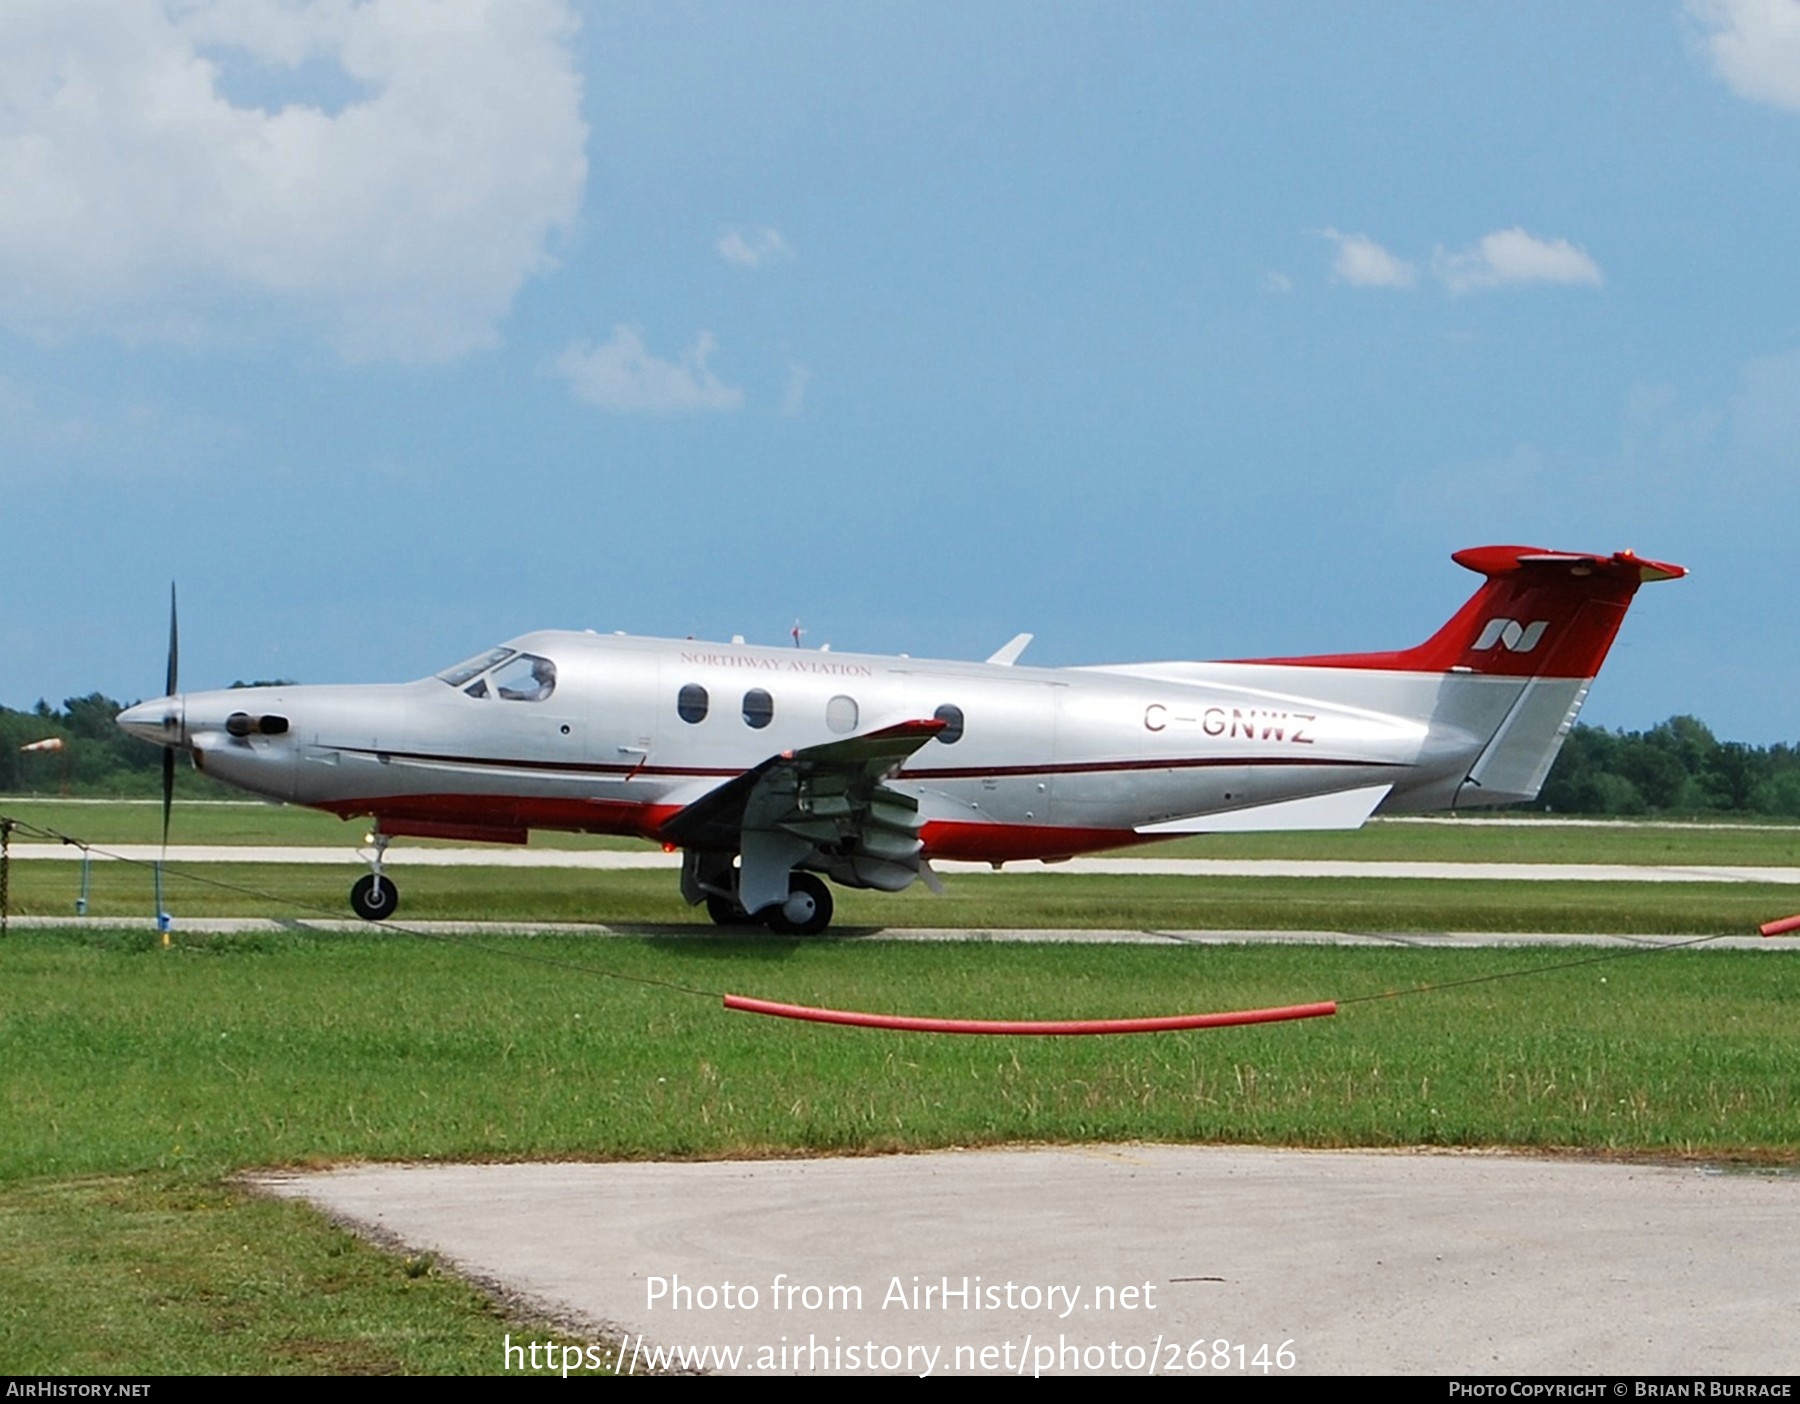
xmin=350 ymin=872 xmax=400 ymax=921
xmin=350 ymin=828 xmax=399 ymax=921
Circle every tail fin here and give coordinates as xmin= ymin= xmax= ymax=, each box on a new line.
xmin=1243 ymin=546 xmax=1686 ymax=809
xmin=1249 ymin=546 xmax=1686 ymax=679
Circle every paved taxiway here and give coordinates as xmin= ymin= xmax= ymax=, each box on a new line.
xmin=261 ymin=1146 xmax=1800 ymax=1376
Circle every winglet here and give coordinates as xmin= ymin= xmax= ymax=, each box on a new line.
xmin=986 ymin=633 xmax=1033 ymax=666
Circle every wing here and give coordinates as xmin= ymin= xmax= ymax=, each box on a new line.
xmin=658 ymin=718 xmax=945 ymax=913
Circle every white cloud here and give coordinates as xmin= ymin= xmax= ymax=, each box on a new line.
xmin=1433 ymin=228 xmax=1604 ymax=294
xmin=1394 ymin=442 xmax=1557 ymax=540
xmin=1725 ymin=345 xmax=1800 ymax=477
xmin=0 ymin=0 xmax=587 ymax=360
xmin=1396 ymin=345 xmax=1800 ymax=542
xmin=1691 ymin=0 xmax=1800 ymax=110
xmin=0 ymin=373 xmax=242 ymax=482
xmin=1260 ymin=270 xmax=1295 ymax=295
xmin=554 ymin=326 xmax=745 ymax=416
xmin=716 ymin=226 xmax=794 ymax=268
xmin=1321 ymin=228 xmax=1416 ymax=289
xmin=780 ymin=362 xmax=810 ymax=417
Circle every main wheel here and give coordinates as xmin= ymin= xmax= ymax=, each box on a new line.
xmin=762 ymin=872 xmax=833 ymax=936
xmin=706 ymin=893 xmax=753 ymax=926
xmin=350 ymin=873 xmax=399 ymax=921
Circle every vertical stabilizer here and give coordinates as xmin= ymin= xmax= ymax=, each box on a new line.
xmin=1245 ymin=546 xmax=1685 ymax=679
xmin=1238 ymin=546 xmax=1686 ymax=808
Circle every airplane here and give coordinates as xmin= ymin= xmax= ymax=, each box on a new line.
xmin=117 ymin=545 xmax=1683 ymax=935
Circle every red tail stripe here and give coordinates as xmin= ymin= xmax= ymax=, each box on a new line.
xmin=1233 ymin=545 xmax=1684 ymax=678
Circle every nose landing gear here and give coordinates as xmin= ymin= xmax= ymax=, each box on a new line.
xmin=350 ymin=829 xmax=399 ymax=921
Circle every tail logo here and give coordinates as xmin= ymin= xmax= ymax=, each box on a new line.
xmin=1472 ymin=618 xmax=1548 ymax=653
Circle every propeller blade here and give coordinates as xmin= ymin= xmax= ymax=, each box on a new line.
xmin=161 ymin=749 xmax=175 ymax=850
xmin=165 ymin=583 xmax=179 ymax=698
xmin=162 ymin=583 xmax=178 ymax=852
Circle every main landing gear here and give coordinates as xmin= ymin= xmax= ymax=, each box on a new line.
xmin=349 ymin=828 xmax=399 ymax=921
xmin=706 ymin=871 xmax=834 ymax=936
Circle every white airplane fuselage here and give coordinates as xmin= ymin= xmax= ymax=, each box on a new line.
xmin=117 ymin=545 xmax=1684 ymax=931
xmin=159 ymin=638 xmax=1486 ymax=845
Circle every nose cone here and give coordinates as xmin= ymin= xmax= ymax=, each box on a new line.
xmin=118 ymin=695 xmax=184 ymax=749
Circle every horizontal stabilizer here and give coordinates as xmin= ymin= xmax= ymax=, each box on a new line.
xmin=1136 ymin=783 xmax=1392 ymax=835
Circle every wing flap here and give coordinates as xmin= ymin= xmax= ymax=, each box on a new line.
xmin=658 ymin=718 xmax=946 ymax=911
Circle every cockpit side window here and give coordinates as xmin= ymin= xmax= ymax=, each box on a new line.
xmin=492 ymin=653 xmax=557 ymax=702
xmin=437 ymin=647 xmax=515 ymax=688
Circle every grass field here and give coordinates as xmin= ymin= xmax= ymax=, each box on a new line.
xmin=7 ymin=796 xmax=1800 ymax=939
xmin=6 ymin=861 xmax=1800 ymax=937
xmin=2 ymin=801 xmax=1797 ymax=1374
xmin=8 ymin=796 xmax=1800 ymax=863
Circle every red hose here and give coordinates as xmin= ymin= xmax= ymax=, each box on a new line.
xmin=1759 ymin=914 xmax=1800 ymax=937
xmin=722 ymin=993 xmax=1337 ymax=1035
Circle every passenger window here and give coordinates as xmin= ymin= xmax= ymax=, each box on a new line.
xmin=933 ymin=703 xmax=964 ymax=744
xmin=826 ymin=695 xmax=858 ymax=734
xmin=678 ymin=683 xmax=709 ymax=724
xmin=743 ymin=688 xmax=774 ymax=729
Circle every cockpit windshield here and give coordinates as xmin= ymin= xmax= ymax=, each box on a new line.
xmin=436 ymin=647 xmax=558 ymax=702
xmin=436 ymin=647 xmax=514 ymax=687
xmin=491 ymin=653 xmax=557 ymax=702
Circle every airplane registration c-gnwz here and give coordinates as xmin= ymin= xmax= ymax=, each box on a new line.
xmin=118 ymin=545 xmax=1682 ymax=935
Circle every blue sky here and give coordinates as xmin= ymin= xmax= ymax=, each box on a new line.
xmin=2 ymin=2 xmax=1798 ymax=740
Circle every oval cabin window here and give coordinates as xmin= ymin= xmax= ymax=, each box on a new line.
xmin=677 ymin=683 xmax=709 ymax=724
xmin=826 ymin=694 xmax=859 ymax=734
xmin=743 ymin=688 xmax=774 ymax=729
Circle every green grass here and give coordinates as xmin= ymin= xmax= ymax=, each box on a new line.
xmin=0 ymin=1175 xmax=603 ymax=1375
xmin=4 ymin=856 xmax=1796 ymax=936
xmin=1139 ymin=817 xmax=1800 ymax=865
xmin=8 ymin=796 xmax=1800 ymax=863
xmin=5 ymin=928 xmax=1795 ymax=1177
xmin=2 ymin=925 xmax=1794 ymax=1374
xmin=4 ymin=801 xmax=1799 ymax=1375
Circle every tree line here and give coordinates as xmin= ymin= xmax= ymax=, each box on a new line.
xmin=4 ymin=695 xmax=1800 ymax=818
xmin=1 ymin=694 xmax=241 ymax=799
xmin=1534 ymin=715 xmax=1800 ymax=818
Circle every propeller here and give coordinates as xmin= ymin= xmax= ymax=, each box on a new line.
xmin=151 ymin=583 xmax=179 ymax=937
xmin=162 ymin=582 xmax=178 ymax=850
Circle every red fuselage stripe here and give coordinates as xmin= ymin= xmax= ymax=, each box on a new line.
xmin=316 ymin=792 xmax=1169 ymax=859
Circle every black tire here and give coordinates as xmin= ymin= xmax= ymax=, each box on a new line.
xmin=350 ymin=873 xmax=399 ymax=921
xmin=762 ymin=872 xmax=833 ymax=936
xmin=705 ymin=893 xmax=752 ymax=926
